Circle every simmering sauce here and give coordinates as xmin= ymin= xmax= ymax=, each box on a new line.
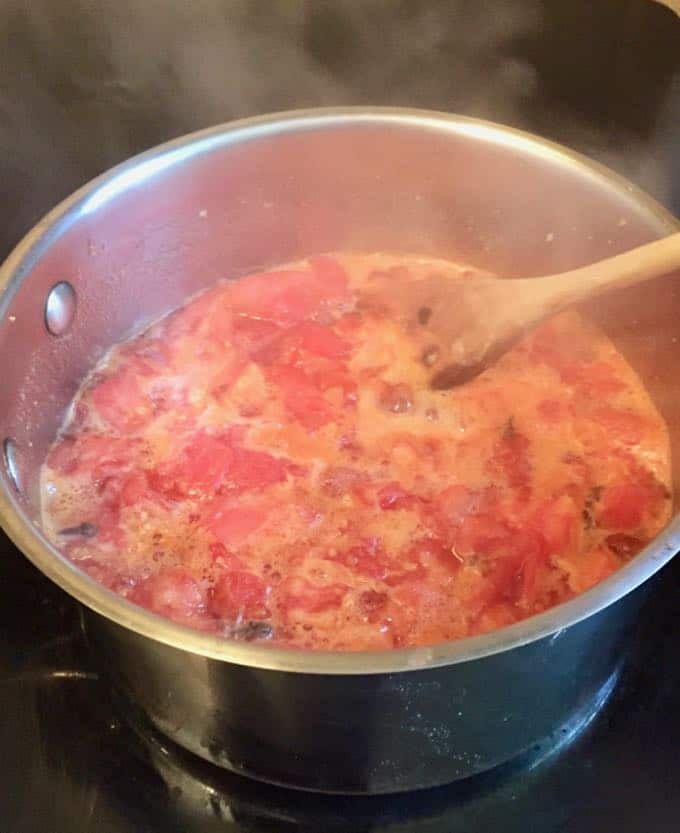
xmin=40 ymin=254 xmax=672 ymax=650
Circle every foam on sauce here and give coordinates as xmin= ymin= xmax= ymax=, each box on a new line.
xmin=40 ymin=254 xmax=672 ymax=650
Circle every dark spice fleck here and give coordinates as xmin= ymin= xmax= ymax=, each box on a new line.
xmin=417 ymin=306 xmax=432 ymax=326
xmin=231 ymin=621 xmax=274 ymax=641
xmin=582 ymin=486 xmax=604 ymax=530
xmin=58 ymin=522 xmax=98 ymax=538
xmin=503 ymin=416 xmax=516 ymax=438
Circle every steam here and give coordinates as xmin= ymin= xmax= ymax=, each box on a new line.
xmin=0 ymin=0 xmax=678 ymax=256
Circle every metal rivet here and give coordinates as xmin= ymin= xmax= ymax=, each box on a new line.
xmin=3 ymin=438 xmax=21 ymax=493
xmin=45 ymin=281 xmax=76 ymax=336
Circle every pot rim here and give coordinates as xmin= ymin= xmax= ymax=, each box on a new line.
xmin=1 ymin=106 xmax=678 ymax=675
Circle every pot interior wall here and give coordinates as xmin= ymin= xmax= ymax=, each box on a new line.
xmin=1 ymin=116 xmax=678 ymax=519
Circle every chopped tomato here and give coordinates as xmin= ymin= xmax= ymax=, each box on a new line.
xmin=511 ymin=528 xmax=550 ymax=606
xmin=562 ymin=361 xmax=626 ymax=397
xmin=568 ymin=546 xmax=620 ymax=593
xmin=331 ymin=540 xmax=390 ymax=580
xmin=91 ymin=367 xmax=153 ymax=432
xmin=209 ymin=501 xmax=269 ymax=544
xmin=208 ymin=542 xmax=246 ymax=570
xmin=227 ymin=258 xmax=348 ymax=324
xmin=209 ymin=571 xmax=269 ymax=619
xmin=411 ymin=538 xmax=462 ymax=575
xmin=319 ymin=466 xmax=366 ymax=497
xmin=267 ymin=364 xmax=334 ymax=430
xmin=291 ymin=322 xmax=350 ymax=358
xmin=119 ymin=471 xmax=153 ymax=506
xmin=156 ymin=429 xmax=290 ymax=497
xmin=605 ymin=533 xmax=644 ymax=559
xmin=438 ymin=485 xmax=482 ymax=524
xmin=164 ymin=285 xmax=233 ymax=342
xmin=591 ymin=407 xmax=647 ymax=446
xmin=129 ymin=568 xmax=205 ymax=622
xmin=254 ymin=321 xmax=350 ymax=365
xmin=598 ymin=484 xmax=646 ymax=530
xmin=530 ymin=497 xmax=575 ymax=555
xmin=377 ymin=482 xmax=415 ymax=511
xmin=230 ymin=315 xmax=282 ymax=355
xmin=47 ymin=433 xmax=138 ymax=479
xmin=283 ymin=578 xmax=348 ymax=614
xmin=78 ymin=557 xmax=129 ymax=592
xmin=308 ymin=255 xmax=350 ymax=298
xmin=537 ymin=399 xmax=567 ymax=423
xmin=486 ymin=423 xmax=532 ymax=498
xmin=384 ymin=564 xmax=429 ymax=586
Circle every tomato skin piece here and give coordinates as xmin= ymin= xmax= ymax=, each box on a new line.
xmin=209 ymin=571 xmax=269 ymax=620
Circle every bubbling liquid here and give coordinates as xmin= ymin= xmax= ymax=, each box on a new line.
xmin=40 ymin=253 xmax=672 ymax=650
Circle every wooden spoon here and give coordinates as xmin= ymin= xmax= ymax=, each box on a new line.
xmin=361 ymin=232 xmax=680 ymax=389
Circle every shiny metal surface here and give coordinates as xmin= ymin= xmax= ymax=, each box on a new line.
xmin=0 ymin=109 xmax=678 ymax=791
xmin=3 ymin=437 xmax=21 ymax=493
xmin=44 ymin=280 xmax=77 ymax=336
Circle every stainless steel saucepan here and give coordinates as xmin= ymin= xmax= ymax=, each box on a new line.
xmin=1 ymin=108 xmax=678 ymax=794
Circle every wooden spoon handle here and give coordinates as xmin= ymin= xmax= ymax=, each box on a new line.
xmin=518 ymin=231 xmax=680 ymax=317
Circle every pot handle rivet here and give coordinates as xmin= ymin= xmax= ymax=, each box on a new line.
xmin=3 ymin=438 xmax=21 ymax=493
xmin=45 ymin=282 xmax=76 ymax=336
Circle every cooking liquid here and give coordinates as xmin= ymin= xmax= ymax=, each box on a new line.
xmin=40 ymin=254 xmax=672 ymax=650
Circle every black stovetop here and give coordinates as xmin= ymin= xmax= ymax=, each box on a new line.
xmin=1 ymin=2 xmax=679 ymax=831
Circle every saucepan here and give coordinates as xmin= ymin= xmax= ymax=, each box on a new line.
xmin=0 ymin=108 xmax=678 ymax=794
